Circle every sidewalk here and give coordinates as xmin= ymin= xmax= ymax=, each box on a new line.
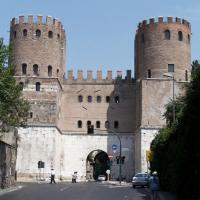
xmin=0 ymin=185 xmax=23 ymax=196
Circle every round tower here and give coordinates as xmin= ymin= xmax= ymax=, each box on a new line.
xmin=10 ymin=15 xmax=66 ymax=81
xmin=135 ymin=17 xmax=191 ymax=81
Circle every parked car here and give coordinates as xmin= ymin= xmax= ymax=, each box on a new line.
xmin=132 ymin=173 xmax=150 ymax=188
xmin=97 ymin=175 xmax=106 ymax=181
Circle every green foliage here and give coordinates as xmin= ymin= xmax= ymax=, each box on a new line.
xmin=150 ymin=60 xmax=200 ymax=199
xmin=0 ymin=38 xmax=30 ymax=131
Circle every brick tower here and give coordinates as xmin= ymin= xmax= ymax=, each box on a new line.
xmin=10 ymin=15 xmax=66 ymax=125
xmin=135 ymin=17 xmax=191 ymax=81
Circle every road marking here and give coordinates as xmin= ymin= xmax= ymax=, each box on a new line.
xmin=60 ymin=186 xmax=70 ymax=191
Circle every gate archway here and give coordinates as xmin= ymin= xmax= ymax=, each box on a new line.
xmin=86 ymin=150 xmax=110 ymax=180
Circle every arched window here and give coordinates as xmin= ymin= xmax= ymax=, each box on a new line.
xmin=115 ymin=96 xmax=120 ymax=103
xmin=97 ymin=96 xmax=101 ymax=103
xmin=36 ymin=29 xmax=41 ymax=37
xmin=164 ymin=30 xmax=170 ymax=40
xmin=106 ymin=96 xmax=110 ymax=103
xmin=87 ymin=121 xmax=91 ymax=126
xmin=147 ymin=69 xmax=151 ymax=78
xmin=48 ymin=65 xmax=52 ymax=77
xmin=19 ymin=82 xmax=24 ymax=90
xmin=77 ymin=120 xmax=82 ymax=128
xmin=105 ymin=121 xmax=110 ymax=129
xmin=57 ymin=34 xmax=60 ymax=39
xmin=23 ymin=29 xmax=27 ymax=37
xmin=178 ymin=31 xmax=183 ymax=41
xmin=114 ymin=121 xmax=119 ymax=129
xmin=96 ymin=121 xmax=100 ymax=128
xmin=88 ymin=96 xmax=92 ymax=103
xmin=22 ymin=63 xmax=27 ymax=75
xmin=30 ymin=112 xmax=33 ymax=118
xmin=141 ymin=33 xmax=145 ymax=43
xmin=185 ymin=70 xmax=188 ymax=81
xmin=36 ymin=82 xmax=41 ymax=91
xmin=33 ymin=64 xmax=39 ymax=75
xmin=78 ymin=95 xmax=83 ymax=102
xmin=57 ymin=69 xmax=59 ymax=76
xmin=48 ymin=31 xmax=53 ymax=38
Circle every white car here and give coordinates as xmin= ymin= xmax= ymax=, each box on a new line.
xmin=97 ymin=175 xmax=106 ymax=181
xmin=132 ymin=173 xmax=150 ymax=188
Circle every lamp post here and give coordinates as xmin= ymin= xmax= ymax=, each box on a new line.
xmin=163 ymin=73 xmax=175 ymax=123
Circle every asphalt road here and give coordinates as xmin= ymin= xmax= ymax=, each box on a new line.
xmin=0 ymin=182 xmax=151 ymax=200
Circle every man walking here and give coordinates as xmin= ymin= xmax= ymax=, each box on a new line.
xmin=50 ymin=168 xmax=56 ymax=184
xmin=149 ymin=171 xmax=159 ymax=200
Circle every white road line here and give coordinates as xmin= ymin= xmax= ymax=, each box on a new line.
xmin=60 ymin=186 xmax=70 ymax=191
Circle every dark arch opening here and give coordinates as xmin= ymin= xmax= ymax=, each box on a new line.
xmin=86 ymin=150 xmax=110 ymax=181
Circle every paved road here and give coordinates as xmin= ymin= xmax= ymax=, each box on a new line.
xmin=0 ymin=182 xmax=151 ymax=200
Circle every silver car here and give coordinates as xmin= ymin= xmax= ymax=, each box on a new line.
xmin=132 ymin=173 xmax=149 ymax=188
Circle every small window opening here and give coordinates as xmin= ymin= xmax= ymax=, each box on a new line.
xmin=30 ymin=112 xmax=33 ymax=118
xmin=185 ymin=70 xmax=188 ymax=81
xmin=115 ymin=96 xmax=120 ymax=103
xmin=36 ymin=29 xmax=41 ymax=37
xmin=178 ymin=31 xmax=183 ymax=41
xmin=141 ymin=33 xmax=145 ymax=43
xmin=164 ymin=30 xmax=170 ymax=40
xmin=57 ymin=34 xmax=60 ymax=39
xmin=88 ymin=96 xmax=92 ymax=103
xmin=97 ymin=96 xmax=101 ymax=103
xmin=13 ymin=31 xmax=16 ymax=38
xmin=87 ymin=121 xmax=91 ymax=126
xmin=36 ymin=82 xmax=41 ymax=91
xmin=168 ymin=64 xmax=174 ymax=73
xmin=78 ymin=95 xmax=83 ymax=103
xmin=188 ymin=34 xmax=190 ymax=43
xmin=57 ymin=69 xmax=59 ymax=76
xmin=19 ymin=82 xmax=24 ymax=90
xmin=33 ymin=64 xmax=39 ymax=75
xmin=105 ymin=121 xmax=110 ymax=129
xmin=96 ymin=121 xmax=100 ymax=128
xmin=48 ymin=31 xmax=53 ymax=38
xmin=22 ymin=63 xmax=27 ymax=75
xmin=48 ymin=65 xmax=52 ymax=77
xmin=147 ymin=69 xmax=151 ymax=78
xmin=114 ymin=121 xmax=119 ymax=129
xmin=106 ymin=96 xmax=110 ymax=103
xmin=78 ymin=120 xmax=82 ymax=128
xmin=23 ymin=29 xmax=27 ymax=37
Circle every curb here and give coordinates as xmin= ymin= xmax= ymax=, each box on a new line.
xmin=0 ymin=185 xmax=23 ymax=196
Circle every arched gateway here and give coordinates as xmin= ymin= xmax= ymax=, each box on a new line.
xmin=86 ymin=150 xmax=110 ymax=180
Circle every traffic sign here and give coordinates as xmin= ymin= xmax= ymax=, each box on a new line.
xmin=112 ymin=144 xmax=117 ymax=150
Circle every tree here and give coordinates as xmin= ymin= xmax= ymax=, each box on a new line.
xmin=0 ymin=38 xmax=30 ymax=132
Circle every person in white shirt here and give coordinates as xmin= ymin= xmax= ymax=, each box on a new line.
xmin=50 ymin=168 xmax=56 ymax=184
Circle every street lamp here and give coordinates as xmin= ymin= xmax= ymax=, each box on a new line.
xmin=163 ymin=73 xmax=175 ymax=123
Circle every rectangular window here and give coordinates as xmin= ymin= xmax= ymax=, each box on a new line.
xmin=168 ymin=64 xmax=174 ymax=73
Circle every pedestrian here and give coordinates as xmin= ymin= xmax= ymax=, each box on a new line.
xmin=149 ymin=171 xmax=160 ymax=200
xmin=50 ymin=168 xmax=56 ymax=184
xmin=72 ymin=171 xmax=77 ymax=183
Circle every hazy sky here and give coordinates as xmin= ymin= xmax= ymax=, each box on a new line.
xmin=0 ymin=0 xmax=200 ymax=78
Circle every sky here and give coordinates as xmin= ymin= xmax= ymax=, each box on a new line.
xmin=0 ymin=0 xmax=200 ymax=78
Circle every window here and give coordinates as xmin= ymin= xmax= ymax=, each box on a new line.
xmin=48 ymin=65 xmax=52 ymax=77
xmin=105 ymin=121 xmax=110 ymax=129
xmin=33 ymin=64 xmax=39 ymax=75
xmin=22 ymin=63 xmax=27 ymax=75
xmin=87 ymin=121 xmax=91 ymax=126
xmin=178 ymin=31 xmax=183 ymax=41
xmin=115 ymin=96 xmax=120 ymax=103
xmin=185 ymin=70 xmax=188 ymax=81
xmin=97 ymin=96 xmax=101 ymax=103
xmin=78 ymin=95 xmax=83 ymax=103
xmin=164 ymin=30 xmax=170 ymax=40
xmin=147 ymin=69 xmax=151 ymax=78
xmin=141 ymin=33 xmax=145 ymax=43
xmin=114 ymin=121 xmax=119 ymax=129
xmin=57 ymin=69 xmax=59 ymax=76
xmin=36 ymin=29 xmax=41 ymax=37
xmin=77 ymin=120 xmax=82 ymax=128
xmin=36 ymin=82 xmax=40 ymax=91
xmin=19 ymin=82 xmax=24 ymax=90
xmin=13 ymin=31 xmax=16 ymax=38
xmin=57 ymin=34 xmax=60 ymax=39
xmin=88 ymin=96 xmax=92 ymax=103
xmin=48 ymin=31 xmax=53 ymax=38
xmin=23 ymin=29 xmax=27 ymax=37
xmin=30 ymin=112 xmax=33 ymax=118
xmin=96 ymin=121 xmax=100 ymax=128
xmin=106 ymin=96 xmax=110 ymax=103
xmin=188 ymin=34 xmax=190 ymax=43
xmin=168 ymin=64 xmax=174 ymax=73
